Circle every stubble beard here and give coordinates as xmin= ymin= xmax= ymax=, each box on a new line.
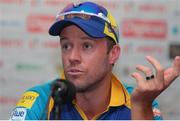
xmin=64 ymin=53 xmax=111 ymax=93
xmin=65 ymin=68 xmax=110 ymax=93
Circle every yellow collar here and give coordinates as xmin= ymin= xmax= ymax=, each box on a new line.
xmin=109 ymin=74 xmax=131 ymax=108
xmin=72 ymin=74 xmax=131 ymax=120
xmin=61 ymin=71 xmax=130 ymax=107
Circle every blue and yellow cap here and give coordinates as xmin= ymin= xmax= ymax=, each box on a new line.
xmin=49 ymin=2 xmax=119 ymax=43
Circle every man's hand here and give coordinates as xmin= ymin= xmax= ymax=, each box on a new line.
xmin=130 ymin=56 xmax=180 ymax=119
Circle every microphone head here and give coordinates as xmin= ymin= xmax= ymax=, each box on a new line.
xmin=52 ymin=79 xmax=76 ymax=104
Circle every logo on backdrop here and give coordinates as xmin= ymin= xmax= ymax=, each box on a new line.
xmin=26 ymin=14 xmax=54 ymax=33
xmin=122 ymin=19 xmax=167 ymax=39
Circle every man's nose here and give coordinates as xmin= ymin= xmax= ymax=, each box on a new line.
xmin=69 ymin=47 xmax=81 ymax=65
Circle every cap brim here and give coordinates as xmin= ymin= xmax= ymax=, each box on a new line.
xmin=49 ymin=18 xmax=106 ymax=38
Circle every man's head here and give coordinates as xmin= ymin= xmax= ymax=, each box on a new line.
xmin=49 ymin=2 xmax=120 ymax=92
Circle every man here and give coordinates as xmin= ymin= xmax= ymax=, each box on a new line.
xmin=10 ymin=2 xmax=180 ymax=120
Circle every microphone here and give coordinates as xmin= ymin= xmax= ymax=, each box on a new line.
xmin=51 ymin=79 xmax=76 ymax=120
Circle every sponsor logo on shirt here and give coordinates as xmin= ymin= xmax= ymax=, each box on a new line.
xmin=16 ymin=91 xmax=39 ymax=108
xmin=10 ymin=108 xmax=27 ymax=120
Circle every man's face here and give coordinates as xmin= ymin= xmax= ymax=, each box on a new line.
xmin=60 ymin=25 xmax=113 ymax=92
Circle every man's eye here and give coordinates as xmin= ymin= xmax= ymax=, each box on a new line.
xmin=62 ymin=44 xmax=71 ymax=50
xmin=83 ymin=43 xmax=92 ymax=49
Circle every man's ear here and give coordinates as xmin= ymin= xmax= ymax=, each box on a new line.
xmin=108 ymin=45 xmax=121 ymax=64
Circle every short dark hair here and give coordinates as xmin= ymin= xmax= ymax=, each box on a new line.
xmin=106 ymin=37 xmax=117 ymax=54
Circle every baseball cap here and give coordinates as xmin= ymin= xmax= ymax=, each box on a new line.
xmin=49 ymin=2 xmax=119 ymax=43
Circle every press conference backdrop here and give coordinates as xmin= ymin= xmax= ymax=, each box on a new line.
xmin=0 ymin=0 xmax=180 ymax=119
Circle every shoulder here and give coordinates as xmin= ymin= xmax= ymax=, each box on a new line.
xmin=123 ymin=83 xmax=134 ymax=94
xmin=27 ymin=80 xmax=54 ymax=97
xmin=10 ymin=79 xmax=56 ymax=120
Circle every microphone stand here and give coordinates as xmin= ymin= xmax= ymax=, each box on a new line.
xmin=50 ymin=79 xmax=76 ymax=120
xmin=52 ymin=87 xmax=63 ymax=120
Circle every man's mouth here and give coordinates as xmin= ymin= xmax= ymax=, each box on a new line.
xmin=67 ymin=68 xmax=83 ymax=76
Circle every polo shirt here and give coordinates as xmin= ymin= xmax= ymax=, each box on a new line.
xmin=10 ymin=74 xmax=162 ymax=120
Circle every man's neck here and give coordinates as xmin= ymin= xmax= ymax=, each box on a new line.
xmin=75 ymin=74 xmax=112 ymax=120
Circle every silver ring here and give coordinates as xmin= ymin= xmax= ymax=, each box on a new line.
xmin=146 ymin=75 xmax=155 ymax=80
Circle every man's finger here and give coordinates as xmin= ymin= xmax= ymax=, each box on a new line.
xmin=164 ymin=56 xmax=180 ymax=86
xmin=146 ymin=56 xmax=164 ymax=82
xmin=136 ymin=65 xmax=153 ymax=77
xmin=173 ymin=56 xmax=180 ymax=76
xmin=131 ymin=72 xmax=145 ymax=86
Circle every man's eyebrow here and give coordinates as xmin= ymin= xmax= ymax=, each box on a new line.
xmin=60 ymin=36 xmax=67 ymax=41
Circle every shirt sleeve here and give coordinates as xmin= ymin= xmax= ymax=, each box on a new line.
xmin=152 ymin=100 xmax=163 ymax=120
xmin=9 ymin=81 xmax=54 ymax=120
